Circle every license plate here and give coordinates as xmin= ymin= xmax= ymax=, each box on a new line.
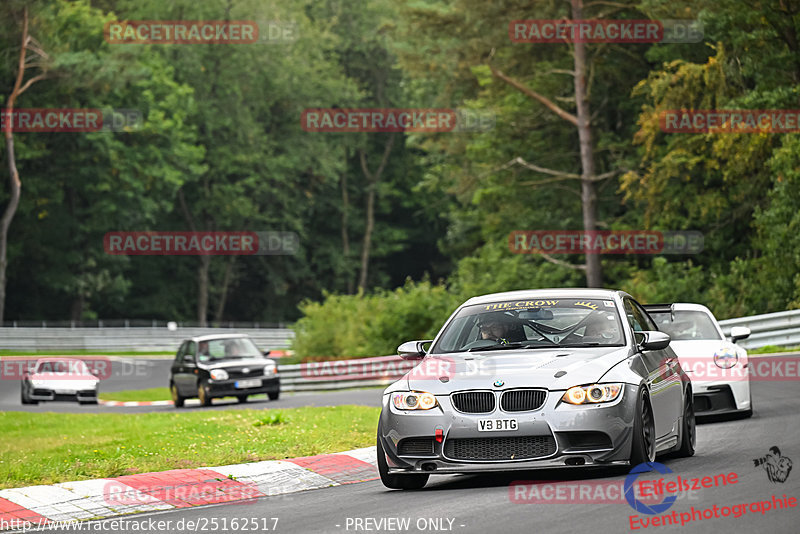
xmin=478 ymin=418 xmax=518 ymax=432
xmin=235 ymin=379 xmax=262 ymax=389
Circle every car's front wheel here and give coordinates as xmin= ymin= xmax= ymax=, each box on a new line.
xmin=376 ymin=424 xmax=429 ymax=490
xmin=268 ymin=390 xmax=280 ymax=401
xmin=20 ymin=386 xmax=37 ymax=405
xmin=171 ymin=383 xmax=185 ymax=408
xmin=630 ymin=387 xmax=656 ymax=465
xmin=237 ymin=395 xmax=248 ymax=404
xmin=197 ymin=383 xmax=212 ymax=407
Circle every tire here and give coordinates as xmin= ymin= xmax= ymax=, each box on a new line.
xmin=20 ymin=387 xmax=37 ymax=405
xmin=630 ymin=387 xmax=656 ymax=465
xmin=79 ymin=399 xmax=99 ymax=405
xmin=197 ymin=383 xmax=212 ymax=407
xmin=268 ymin=390 xmax=280 ymax=401
xmin=237 ymin=395 xmax=248 ymax=404
xmin=675 ymin=392 xmax=696 ymax=457
xmin=171 ymin=383 xmax=185 ymax=408
xmin=376 ymin=424 xmax=429 ymax=490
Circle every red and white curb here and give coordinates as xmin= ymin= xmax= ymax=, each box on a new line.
xmin=0 ymin=447 xmax=377 ymax=530
xmin=98 ymin=400 xmax=175 ymax=407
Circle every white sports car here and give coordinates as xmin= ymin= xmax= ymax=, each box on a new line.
xmin=20 ymin=358 xmax=100 ymax=405
xmin=644 ymin=303 xmax=752 ymax=418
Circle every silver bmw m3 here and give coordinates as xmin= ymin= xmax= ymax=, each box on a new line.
xmin=377 ymin=289 xmax=696 ymax=489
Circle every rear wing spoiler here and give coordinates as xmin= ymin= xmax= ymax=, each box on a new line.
xmin=642 ymin=303 xmax=675 ymax=314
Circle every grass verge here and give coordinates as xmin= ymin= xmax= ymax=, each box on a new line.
xmin=0 ymin=406 xmax=379 ymax=489
xmin=748 ymin=345 xmax=800 ymax=355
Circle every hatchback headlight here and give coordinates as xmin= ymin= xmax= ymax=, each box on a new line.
xmin=392 ymin=391 xmax=438 ymax=410
xmin=562 ymin=383 xmax=623 ymax=405
xmin=210 ymin=369 xmax=229 ymax=380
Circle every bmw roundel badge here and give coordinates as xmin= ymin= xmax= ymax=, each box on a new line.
xmin=493 ymin=379 xmax=504 ymax=387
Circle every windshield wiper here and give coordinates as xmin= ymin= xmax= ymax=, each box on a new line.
xmin=468 ymin=340 xmax=560 ymax=351
xmin=468 ymin=342 xmax=524 ymax=352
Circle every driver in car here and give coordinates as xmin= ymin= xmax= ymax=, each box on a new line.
xmin=478 ymin=313 xmax=514 ymax=344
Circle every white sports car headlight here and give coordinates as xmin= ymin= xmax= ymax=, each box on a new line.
xmin=562 ymin=383 xmax=623 ymax=405
xmin=210 ymin=369 xmax=229 ymax=380
xmin=392 ymin=391 xmax=438 ymax=410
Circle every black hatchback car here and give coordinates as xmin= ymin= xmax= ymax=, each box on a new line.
xmin=169 ymin=334 xmax=280 ymax=407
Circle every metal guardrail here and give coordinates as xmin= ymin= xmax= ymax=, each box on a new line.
xmin=277 ymin=355 xmax=413 ymax=392
xmin=0 ymin=327 xmax=294 ymax=352
xmin=719 ymin=310 xmax=800 ymax=350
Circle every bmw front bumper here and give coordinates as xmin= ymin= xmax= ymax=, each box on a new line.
xmin=379 ymin=384 xmax=640 ymax=474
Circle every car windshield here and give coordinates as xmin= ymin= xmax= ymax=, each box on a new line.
xmin=35 ymin=360 xmax=89 ymax=374
xmin=430 ymin=298 xmax=626 ymax=353
xmin=648 ymin=310 xmax=722 ymax=341
xmin=196 ymin=338 xmax=264 ymax=362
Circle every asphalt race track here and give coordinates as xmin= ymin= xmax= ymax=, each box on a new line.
xmin=0 ymin=358 xmax=382 ymax=413
xmin=22 ymin=364 xmax=800 ymax=534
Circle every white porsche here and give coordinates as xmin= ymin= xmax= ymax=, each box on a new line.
xmin=644 ymin=303 xmax=752 ymax=418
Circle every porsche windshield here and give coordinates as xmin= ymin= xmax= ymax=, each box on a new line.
xmin=648 ymin=310 xmax=722 ymax=341
xmin=430 ymin=298 xmax=626 ymax=353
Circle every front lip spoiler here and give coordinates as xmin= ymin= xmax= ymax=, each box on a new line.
xmin=389 ymin=456 xmax=629 ymax=474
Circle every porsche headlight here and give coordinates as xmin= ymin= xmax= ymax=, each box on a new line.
xmin=392 ymin=391 xmax=438 ymax=410
xmin=714 ymin=348 xmax=738 ymax=369
xmin=210 ymin=369 xmax=229 ymax=380
xmin=562 ymin=383 xmax=623 ymax=405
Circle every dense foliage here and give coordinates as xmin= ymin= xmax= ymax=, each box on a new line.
xmin=2 ymin=1 xmax=798 ymax=355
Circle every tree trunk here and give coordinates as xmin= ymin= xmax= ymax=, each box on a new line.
xmin=0 ymin=134 xmax=22 ymax=324
xmin=1 ymin=8 xmax=45 ymax=323
xmin=341 ymin=171 xmax=354 ymax=294
xmin=572 ymin=0 xmax=602 ymax=287
xmin=197 ymin=254 xmax=210 ymax=326
xmin=358 ymin=184 xmax=376 ymax=291
xmin=214 ymin=256 xmax=236 ymax=322
xmin=357 ymin=135 xmax=395 ymax=292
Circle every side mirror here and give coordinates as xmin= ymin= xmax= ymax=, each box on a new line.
xmin=397 ymin=340 xmax=433 ymax=360
xmin=730 ymin=326 xmax=751 ymax=343
xmin=636 ymin=331 xmax=671 ymax=351
xmin=182 ymin=354 xmax=194 ymax=363
xmin=263 ymin=350 xmax=271 ymax=356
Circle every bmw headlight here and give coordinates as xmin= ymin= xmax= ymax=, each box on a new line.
xmin=210 ymin=369 xmax=229 ymax=380
xmin=714 ymin=348 xmax=738 ymax=369
xmin=562 ymin=383 xmax=623 ymax=405
xmin=392 ymin=391 xmax=438 ymax=410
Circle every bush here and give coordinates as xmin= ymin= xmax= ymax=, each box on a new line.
xmin=291 ymin=279 xmax=462 ymax=360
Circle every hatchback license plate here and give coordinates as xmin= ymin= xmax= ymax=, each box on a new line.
xmin=235 ymin=379 xmax=262 ymax=389
xmin=478 ymin=419 xmax=518 ymax=431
